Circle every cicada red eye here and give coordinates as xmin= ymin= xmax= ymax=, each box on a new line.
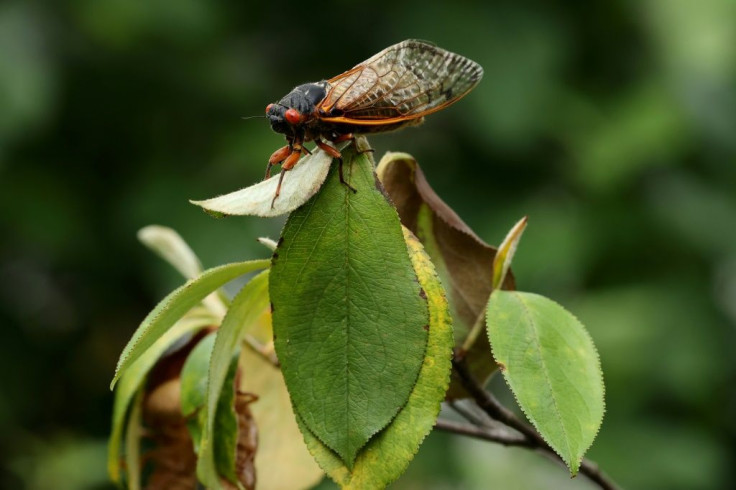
xmin=265 ymin=103 xmax=274 ymax=114
xmin=284 ymin=108 xmax=302 ymax=124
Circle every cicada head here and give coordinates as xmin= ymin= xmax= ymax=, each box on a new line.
xmin=266 ymin=82 xmax=328 ymax=136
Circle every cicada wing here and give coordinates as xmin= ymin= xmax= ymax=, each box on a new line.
xmin=318 ymin=40 xmax=483 ymax=125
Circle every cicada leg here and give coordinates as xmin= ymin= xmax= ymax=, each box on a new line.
xmin=271 ymin=141 xmax=307 ymax=208
xmin=317 ymin=138 xmax=357 ymax=193
xmin=265 ymin=145 xmax=291 ymax=179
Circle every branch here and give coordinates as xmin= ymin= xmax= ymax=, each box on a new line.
xmin=434 ymin=418 xmax=531 ymax=447
xmin=450 ymin=358 xmax=619 ymax=490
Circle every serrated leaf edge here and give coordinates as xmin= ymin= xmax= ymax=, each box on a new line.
xmin=487 ymin=290 xmax=605 ymax=475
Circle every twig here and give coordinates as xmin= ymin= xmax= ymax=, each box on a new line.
xmin=448 ymin=399 xmax=491 ymax=427
xmin=450 ymin=358 xmax=619 ymax=490
xmin=434 ymin=418 xmax=531 ymax=447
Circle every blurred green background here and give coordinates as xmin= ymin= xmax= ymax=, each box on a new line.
xmin=1 ymin=0 xmax=735 ymax=489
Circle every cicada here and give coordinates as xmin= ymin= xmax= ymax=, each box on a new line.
xmin=265 ymin=39 xmax=483 ymax=202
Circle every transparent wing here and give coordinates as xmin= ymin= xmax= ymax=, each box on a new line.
xmin=318 ymin=40 xmax=483 ymax=123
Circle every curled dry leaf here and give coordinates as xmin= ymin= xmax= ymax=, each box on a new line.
xmin=376 ymin=152 xmax=515 ymax=399
xmin=190 ymin=141 xmax=350 ymax=218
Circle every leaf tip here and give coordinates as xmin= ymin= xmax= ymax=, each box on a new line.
xmin=492 ymin=216 xmax=528 ymax=290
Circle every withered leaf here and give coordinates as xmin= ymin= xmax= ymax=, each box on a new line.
xmin=376 ymin=152 xmax=515 ymax=399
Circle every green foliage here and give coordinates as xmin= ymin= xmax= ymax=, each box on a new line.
xmin=108 ymin=307 xmax=216 ymax=482
xmin=299 ymin=227 xmax=454 ymax=488
xmin=486 ymin=291 xmax=605 ymax=475
xmin=181 ymin=332 xmax=242 ymax=488
xmin=270 ymin=147 xmax=430 ymax=467
xmin=110 ymin=259 xmax=269 ymax=388
xmin=109 ymin=142 xmax=607 ymax=489
xmin=196 ymin=270 xmax=270 ymax=489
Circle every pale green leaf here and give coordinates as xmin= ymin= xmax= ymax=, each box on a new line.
xmin=486 ymin=291 xmax=605 ymax=475
xmin=271 ymin=146 xmax=429 ymax=467
xmin=110 ymin=259 xmax=269 ymax=389
xmin=138 ymin=225 xmax=227 ymax=316
xmin=197 ymin=270 xmax=270 ymax=489
xmin=137 ymin=225 xmax=203 ymax=280
xmin=299 ymin=227 xmax=454 ymax=488
xmin=190 ymin=143 xmax=347 ymax=218
xmin=108 ymin=308 xmax=216 ymax=483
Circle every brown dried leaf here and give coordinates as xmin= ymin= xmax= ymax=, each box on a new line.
xmin=376 ymin=152 xmax=515 ymax=399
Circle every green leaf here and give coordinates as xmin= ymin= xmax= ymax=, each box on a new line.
xmin=271 ymin=145 xmax=429 ymax=467
xmin=110 ymin=259 xmax=269 ymax=389
xmin=486 ymin=291 xmax=605 ymax=475
xmin=108 ymin=308 xmax=216 ymax=483
xmin=190 ymin=143 xmax=346 ymax=218
xmin=179 ymin=332 xmax=215 ymax=454
xmin=123 ymin=390 xmax=144 ymax=490
xmin=376 ymin=151 xmax=515 ymax=400
xmin=299 ymin=227 xmax=454 ymax=488
xmin=197 ymin=270 xmax=270 ymax=489
xmin=181 ymin=333 xmax=241 ymax=488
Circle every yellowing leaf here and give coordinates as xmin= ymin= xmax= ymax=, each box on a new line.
xmin=376 ymin=152 xmax=514 ymax=399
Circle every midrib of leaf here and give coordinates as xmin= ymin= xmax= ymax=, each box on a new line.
xmin=513 ymin=292 xmax=573 ymax=460
xmin=343 ymin=166 xmax=352 ymax=450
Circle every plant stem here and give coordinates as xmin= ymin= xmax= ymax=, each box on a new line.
xmin=434 ymin=418 xmax=531 ymax=447
xmin=457 ymin=309 xmax=486 ymax=358
xmin=450 ymin=358 xmax=619 ymax=490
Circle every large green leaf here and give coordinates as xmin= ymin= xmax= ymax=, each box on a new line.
xmin=271 ymin=145 xmax=430 ymax=467
xmin=299 ymin=227 xmax=453 ymax=488
xmin=376 ymin=152 xmax=515 ymax=399
xmin=486 ymin=290 xmax=605 ymax=475
xmin=108 ymin=308 xmax=217 ymax=483
xmin=110 ymin=259 xmax=269 ymax=389
xmin=197 ymin=270 xmax=270 ymax=489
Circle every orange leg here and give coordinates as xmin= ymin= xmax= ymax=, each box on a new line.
xmin=265 ymin=145 xmax=291 ymax=179
xmin=316 ymin=139 xmax=356 ymax=193
xmin=271 ymin=147 xmax=303 ymax=208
